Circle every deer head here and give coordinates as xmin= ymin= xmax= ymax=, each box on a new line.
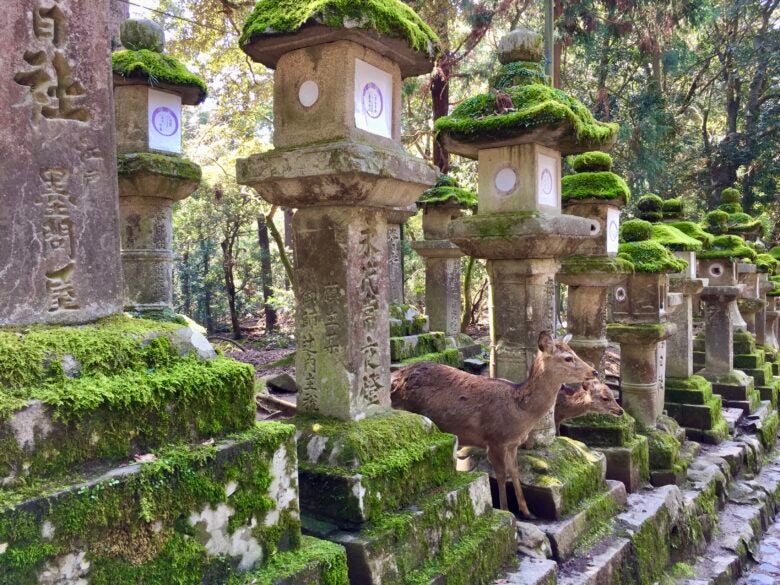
xmin=584 ymin=380 xmax=624 ymax=417
xmin=537 ymin=331 xmax=598 ymax=385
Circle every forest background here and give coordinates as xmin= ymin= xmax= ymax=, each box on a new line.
xmin=128 ymin=0 xmax=779 ymax=342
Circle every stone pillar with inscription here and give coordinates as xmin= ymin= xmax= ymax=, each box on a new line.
xmin=0 ymin=3 xmax=330 ymax=582
xmin=441 ymin=28 xmax=619 ymax=519
xmin=386 ymin=204 xmax=416 ymax=306
xmin=413 ymin=175 xmax=476 ymax=336
xmin=237 ymin=4 xmax=517 ymax=580
xmin=112 ymin=19 xmax=205 ymax=314
xmin=555 ymin=153 xmax=650 ymax=492
xmin=1 ymin=0 xmax=124 ymax=326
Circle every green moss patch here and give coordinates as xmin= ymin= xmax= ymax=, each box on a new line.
xmin=490 ymin=61 xmax=547 ymax=90
xmin=560 ymin=412 xmax=636 ymax=447
xmin=697 ymin=235 xmax=757 ymax=261
xmin=755 ymin=253 xmax=778 ymax=273
xmin=560 ymin=255 xmax=634 ymax=275
xmin=668 ymin=221 xmax=715 ymax=247
xmin=112 ymin=49 xmax=207 ymax=103
xmin=569 ymin=151 xmax=613 ymax=172
xmin=401 ymin=348 xmax=460 ymax=367
xmin=661 ymin=198 xmax=683 ymax=219
xmin=769 ymin=246 xmax=780 ymax=261
xmin=643 ymin=427 xmax=681 ymax=470
xmin=435 ymin=84 xmax=618 ymax=148
xmin=418 ymin=175 xmax=477 ymax=208
xmin=240 ymin=0 xmax=438 ymax=55
xmin=607 ymin=322 xmax=670 ymax=343
xmin=651 ymin=223 xmax=703 ymax=252
xmin=117 ymin=152 xmax=202 ymax=182
xmin=390 ymin=332 xmax=446 ymax=361
xmin=0 ymin=423 xmax=299 ymax=585
xmin=720 ymin=187 xmax=741 ymax=203
xmin=617 ymin=240 xmax=688 ymax=273
xmin=561 ymin=171 xmax=630 ymax=202
xmin=621 ymin=219 xmax=653 ymax=243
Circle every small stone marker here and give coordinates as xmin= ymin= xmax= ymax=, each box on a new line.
xmin=1 ymin=0 xmax=124 ymax=326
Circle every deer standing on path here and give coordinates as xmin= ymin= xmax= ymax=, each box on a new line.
xmin=555 ymin=380 xmax=624 ymax=432
xmin=390 ymin=331 xmax=598 ymax=518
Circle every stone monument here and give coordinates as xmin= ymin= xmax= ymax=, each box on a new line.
xmin=112 ymin=19 xmax=205 ymax=313
xmin=386 ymin=204 xmax=416 ymax=305
xmin=236 ymin=2 xmax=516 ymax=581
xmin=1 ymin=0 xmax=124 ymax=326
xmin=439 ymin=27 xmax=619 ymax=518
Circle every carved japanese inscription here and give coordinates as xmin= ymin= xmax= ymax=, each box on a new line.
xmin=14 ymin=1 xmax=90 ymax=122
xmin=358 ymin=225 xmax=384 ymax=407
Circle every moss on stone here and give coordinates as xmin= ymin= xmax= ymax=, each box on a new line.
xmin=112 ymin=49 xmax=207 ymax=103
xmin=490 ymin=61 xmax=547 ymax=90
xmin=697 ymin=235 xmax=757 ymax=261
xmin=617 ymin=240 xmax=688 ymax=273
xmin=668 ymin=221 xmax=716 ymax=247
xmin=720 ymin=187 xmax=741 ymax=203
xmin=755 ymin=253 xmax=778 ymax=273
xmin=636 ymin=194 xmax=664 ymax=222
xmin=560 ymin=255 xmax=634 ymax=275
xmin=560 ymin=412 xmax=636 ymax=447
xmin=607 ymin=322 xmax=670 ymax=343
xmin=620 ymin=219 xmax=653 ymax=243
xmin=661 ymin=198 xmax=683 ymax=219
xmin=705 ymin=210 xmax=729 ymax=235
xmin=569 ymin=151 xmax=613 ymax=172
xmin=117 ymin=152 xmax=202 ymax=182
xmin=769 ymin=246 xmax=780 ymax=261
xmin=651 ymin=223 xmax=703 ymax=252
xmin=561 ymin=171 xmax=630 ymax=202
xmin=239 ymin=0 xmax=439 ymax=56
xmin=644 ymin=427 xmax=681 ymax=470
xmin=418 ymin=175 xmax=477 ymax=209
xmin=435 ymin=84 xmax=618 ymax=148
xmin=401 ymin=348 xmax=460 ymax=367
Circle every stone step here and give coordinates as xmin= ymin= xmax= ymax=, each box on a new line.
xmin=389 ymin=304 xmax=429 ymax=337
xmin=740 ymin=400 xmax=780 ymax=451
xmin=1 ymin=353 xmax=254 ymax=485
xmin=496 ymin=557 xmax=558 ymax=585
xmin=389 ymin=332 xmax=446 ymax=361
xmin=0 ymin=422 xmax=308 ymax=584
xmin=303 ymin=471 xmax=505 ymax=584
xmin=294 ymin=411 xmax=459 ymax=527
xmin=722 ymin=407 xmax=746 ymax=433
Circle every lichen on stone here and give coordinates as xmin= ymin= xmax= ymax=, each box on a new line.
xmin=239 ymin=0 xmax=439 ymax=56
xmin=112 ymin=49 xmax=207 ymax=103
xmin=651 ymin=223 xmax=703 ymax=252
xmin=697 ymin=235 xmax=757 ymax=261
xmin=417 ymin=175 xmax=477 ymax=209
xmin=117 ymin=152 xmax=202 ymax=182
xmin=435 ymin=84 xmax=618 ymax=147
xmin=561 ymin=171 xmax=630 ymax=202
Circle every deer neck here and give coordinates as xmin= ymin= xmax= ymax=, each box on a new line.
xmin=518 ymin=361 xmax=567 ymax=417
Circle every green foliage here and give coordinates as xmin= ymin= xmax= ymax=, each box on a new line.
xmin=620 ymin=219 xmax=653 ymax=242
xmin=569 ymin=151 xmax=613 ymax=172
xmin=112 ymin=50 xmax=207 ymax=102
xmin=617 ymin=241 xmax=689 ymax=273
xmin=662 ymin=198 xmax=683 ymax=219
xmin=435 ymin=83 xmax=618 ymax=148
xmin=697 ymin=235 xmax=757 ymax=261
xmin=418 ymin=175 xmax=477 ymax=208
xmin=561 ymin=171 xmax=630 ymax=202
xmin=651 ymin=223 xmax=703 ymax=251
xmin=717 ymin=202 xmax=743 ymax=214
xmin=755 ymin=253 xmax=778 ymax=273
xmin=239 ymin=0 xmax=439 ymax=54
xmin=636 ymin=193 xmax=664 ymax=221
xmin=705 ymin=210 xmax=729 ymax=234
xmin=770 ymin=246 xmax=780 ymax=261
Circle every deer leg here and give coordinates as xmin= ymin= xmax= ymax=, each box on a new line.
xmin=507 ymin=444 xmax=534 ymax=519
xmin=487 ymin=445 xmax=509 ymax=510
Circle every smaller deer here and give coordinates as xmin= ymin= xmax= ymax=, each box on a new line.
xmin=391 ymin=331 xmax=597 ymax=518
xmin=555 ymin=380 xmax=624 ymax=433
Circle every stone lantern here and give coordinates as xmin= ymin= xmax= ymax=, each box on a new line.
xmin=236 ymin=3 xmax=516 ymax=581
xmin=386 ymin=204 xmax=417 ymax=306
xmin=413 ymin=175 xmax=477 ymax=336
xmin=556 ymin=152 xmax=649 ymax=492
xmin=606 ymin=219 xmax=692 ymax=486
xmin=112 ymin=19 xmax=205 ymax=313
xmin=439 ymin=28 xmax=619 ymax=518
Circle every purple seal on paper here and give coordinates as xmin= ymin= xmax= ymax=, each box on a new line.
xmin=540 ymin=168 xmax=553 ymax=195
xmin=362 ymin=82 xmax=383 ymax=119
xmin=151 ymin=106 xmax=179 ymax=137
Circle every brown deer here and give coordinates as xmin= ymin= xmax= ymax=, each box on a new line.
xmin=555 ymin=380 xmax=624 ymax=432
xmin=391 ymin=331 xmax=597 ymax=518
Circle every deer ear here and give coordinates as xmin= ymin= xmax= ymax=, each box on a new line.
xmin=562 ymin=333 xmax=573 ymax=344
xmin=538 ymin=330 xmax=555 ymax=354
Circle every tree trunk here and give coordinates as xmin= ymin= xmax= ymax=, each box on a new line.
xmin=201 ymin=242 xmax=213 ymax=334
xmin=431 ymin=60 xmax=451 ymax=172
xmin=221 ymin=232 xmax=241 ymax=340
xmin=257 ymin=215 xmax=278 ymax=332
xmin=181 ymin=249 xmax=192 ymax=316
xmin=282 ymin=207 xmax=294 ymax=289
xmin=461 ymin=256 xmax=475 ymax=332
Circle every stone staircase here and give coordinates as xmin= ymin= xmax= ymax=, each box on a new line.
xmin=493 ymin=417 xmax=780 ymax=585
xmin=0 ymin=315 xmax=347 ymax=585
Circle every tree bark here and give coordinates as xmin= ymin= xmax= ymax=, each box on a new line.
xmin=181 ymin=249 xmax=192 ymax=316
xmin=282 ymin=207 xmax=294 ymax=289
xmin=221 ymin=229 xmax=241 ymax=339
xmin=257 ymin=215 xmax=277 ymax=332
xmin=200 ymin=242 xmax=213 ymax=334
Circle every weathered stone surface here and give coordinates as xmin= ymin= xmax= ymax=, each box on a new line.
xmin=498 ymin=27 xmax=544 ymax=64
xmin=385 ymin=205 xmax=415 ymax=304
xmin=267 ymin=372 xmax=298 ymax=394
xmin=119 ymin=18 xmax=164 ymax=52
xmin=1 ymin=0 xmax=123 ymax=325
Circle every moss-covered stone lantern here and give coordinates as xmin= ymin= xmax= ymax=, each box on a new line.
xmin=112 ymin=19 xmax=205 ymax=314
xmin=413 ymin=175 xmax=477 ymax=336
xmin=235 ymin=2 xmax=516 ymax=581
xmin=438 ymin=27 xmax=618 ymax=518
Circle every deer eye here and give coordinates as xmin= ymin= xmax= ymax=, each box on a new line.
xmin=564 ymin=356 xmax=573 ymax=363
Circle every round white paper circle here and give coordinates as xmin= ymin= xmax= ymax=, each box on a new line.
xmin=495 ymin=168 xmax=517 ymax=193
xmin=298 ymin=80 xmax=319 ymax=107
